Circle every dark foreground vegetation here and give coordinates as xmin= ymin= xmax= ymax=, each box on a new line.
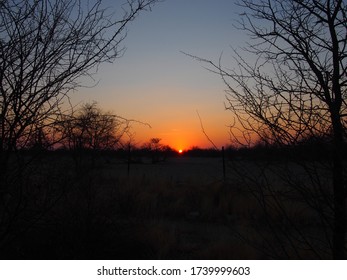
xmin=0 ymin=142 xmax=345 ymax=259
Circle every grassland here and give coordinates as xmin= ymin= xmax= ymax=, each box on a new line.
xmin=0 ymin=153 xmax=335 ymax=259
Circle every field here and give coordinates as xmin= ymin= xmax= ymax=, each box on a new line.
xmin=0 ymin=153 xmax=334 ymax=259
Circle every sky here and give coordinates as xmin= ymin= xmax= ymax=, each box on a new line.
xmin=72 ymin=0 xmax=247 ymax=151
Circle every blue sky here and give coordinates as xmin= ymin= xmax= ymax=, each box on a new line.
xmin=72 ymin=0 xmax=247 ymax=149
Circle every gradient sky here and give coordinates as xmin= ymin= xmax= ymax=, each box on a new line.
xmin=72 ymin=0 xmax=247 ymax=151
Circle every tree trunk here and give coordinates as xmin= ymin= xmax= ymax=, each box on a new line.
xmin=332 ymin=112 xmax=346 ymax=259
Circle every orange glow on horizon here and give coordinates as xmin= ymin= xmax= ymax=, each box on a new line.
xmin=96 ymin=86 xmax=234 ymax=150
xmin=123 ymin=101 xmax=233 ymax=151
xmin=130 ymin=123 xmax=230 ymax=151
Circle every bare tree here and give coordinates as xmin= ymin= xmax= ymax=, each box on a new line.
xmin=188 ymin=0 xmax=346 ymax=259
xmin=58 ymin=102 xmax=130 ymax=168
xmin=142 ymin=138 xmax=172 ymax=163
xmin=0 ymin=0 xmax=157 ymax=180
xmin=61 ymin=102 xmax=126 ymax=150
xmin=0 ymin=0 xmax=158 ymax=256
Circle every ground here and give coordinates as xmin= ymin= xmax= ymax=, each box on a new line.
xmin=0 ymin=154 xmax=334 ymax=259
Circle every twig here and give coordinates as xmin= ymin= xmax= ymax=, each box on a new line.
xmin=196 ymin=110 xmax=218 ymax=150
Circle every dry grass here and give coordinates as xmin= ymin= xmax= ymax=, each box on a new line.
xmin=0 ymin=155 xmax=334 ymax=259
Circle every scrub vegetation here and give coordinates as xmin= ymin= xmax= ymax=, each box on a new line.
xmin=0 ymin=144 xmax=341 ymax=259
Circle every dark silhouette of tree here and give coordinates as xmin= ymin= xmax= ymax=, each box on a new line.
xmin=0 ymin=0 xmax=157 ymax=180
xmin=61 ymin=102 xmax=127 ymax=151
xmin=188 ymin=0 xmax=346 ymax=259
xmin=59 ymin=102 xmax=130 ymax=168
xmin=0 ymin=0 xmax=157 ymax=256
xmin=147 ymin=138 xmax=162 ymax=163
xmin=142 ymin=138 xmax=173 ymax=163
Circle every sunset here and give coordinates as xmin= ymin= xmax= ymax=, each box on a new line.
xmin=1 ymin=0 xmax=347 ymax=269
xmin=72 ymin=0 xmax=242 ymax=149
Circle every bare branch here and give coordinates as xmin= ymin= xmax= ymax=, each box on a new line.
xmin=196 ymin=110 xmax=218 ymax=150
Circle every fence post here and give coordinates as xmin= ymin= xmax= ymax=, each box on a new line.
xmin=127 ymin=144 xmax=131 ymax=177
xmin=222 ymin=146 xmax=226 ymax=182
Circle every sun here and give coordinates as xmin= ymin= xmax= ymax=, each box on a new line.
xmin=178 ymin=149 xmax=183 ymax=154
